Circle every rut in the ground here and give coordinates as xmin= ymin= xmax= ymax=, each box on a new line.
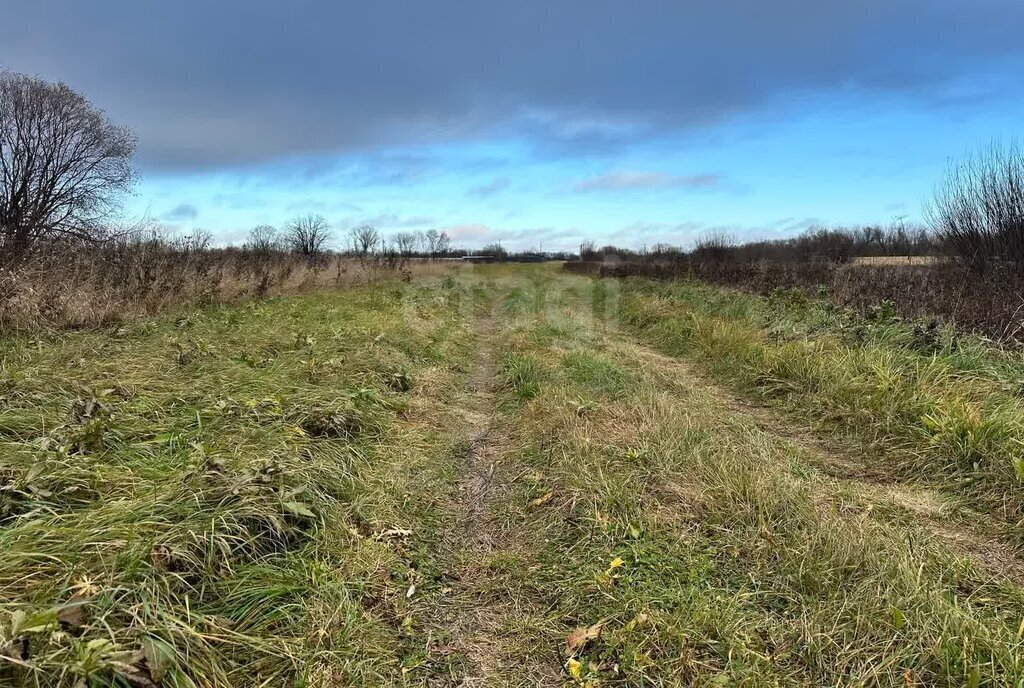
xmin=432 ymin=309 xmax=559 ymax=687
xmin=618 ymin=340 xmax=1024 ymax=584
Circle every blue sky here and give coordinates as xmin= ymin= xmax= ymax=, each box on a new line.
xmin=4 ymin=1 xmax=1024 ymax=251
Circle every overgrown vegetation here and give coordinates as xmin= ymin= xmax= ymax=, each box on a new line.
xmin=4 ymin=264 xmax=1024 ymax=685
xmin=0 ymin=234 xmax=446 ymax=331
xmin=615 ymin=275 xmax=1024 ymax=541
xmin=569 ymin=143 xmax=1024 ymax=342
xmin=569 ymin=257 xmax=1024 ymax=341
xmin=0 ymin=273 xmax=477 ymax=685
xmin=456 ymin=267 xmax=1024 ymax=686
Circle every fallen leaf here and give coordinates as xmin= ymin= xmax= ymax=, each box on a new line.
xmin=57 ymin=595 xmax=92 ymax=630
xmin=375 ymin=528 xmax=414 ymax=540
xmin=624 ymin=612 xmax=651 ymax=631
xmin=604 ymin=556 xmax=625 ymax=576
xmin=567 ymin=657 xmax=583 ymax=679
xmin=141 ymin=637 xmax=174 ymax=683
xmin=150 ymin=544 xmax=175 ymax=571
xmin=406 ymin=583 xmax=416 ymax=598
xmin=282 ymin=501 xmax=316 ymax=518
xmin=892 ymin=607 xmax=906 ymax=630
xmin=566 ymin=622 xmax=603 ymax=655
xmin=530 ymin=491 xmax=555 ymax=507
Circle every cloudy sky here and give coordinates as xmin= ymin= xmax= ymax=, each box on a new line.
xmin=4 ymin=1 xmax=1024 ymax=250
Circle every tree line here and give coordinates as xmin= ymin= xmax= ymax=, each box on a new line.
xmin=5 ymin=67 xmax=1024 ymax=274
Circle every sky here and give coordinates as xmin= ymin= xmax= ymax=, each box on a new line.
xmin=3 ymin=1 xmax=1024 ymax=252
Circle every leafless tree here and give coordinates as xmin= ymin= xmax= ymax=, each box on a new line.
xmin=392 ymin=231 xmax=417 ymax=256
xmin=0 ymin=71 xmax=136 ymax=254
xmin=423 ymin=229 xmax=441 ymax=255
xmin=436 ymin=230 xmax=451 ymax=255
xmin=284 ymin=214 xmax=332 ymax=255
xmin=348 ymin=223 xmax=379 ymax=255
xmin=927 ymin=142 xmax=1024 ymax=272
xmin=245 ymin=224 xmax=281 ymax=254
xmin=423 ymin=228 xmax=452 ymax=256
xmin=691 ymin=230 xmax=736 ymax=262
xmin=172 ymin=229 xmax=213 ymax=252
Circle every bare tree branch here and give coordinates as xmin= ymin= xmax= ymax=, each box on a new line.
xmin=284 ymin=214 xmax=331 ymax=255
xmin=0 ymin=71 xmax=136 ymax=254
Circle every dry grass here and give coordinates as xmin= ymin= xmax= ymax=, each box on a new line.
xmin=5 ymin=263 xmax=1024 ymax=685
xmin=478 ymin=267 xmax=1024 ymax=685
xmin=851 ymin=255 xmax=938 ymax=265
xmin=570 ymin=258 xmax=1024 ymax=341
xmin=0 ymin=242 xmax=452 ymax=331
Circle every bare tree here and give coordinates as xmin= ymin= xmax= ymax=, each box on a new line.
xmin=284 ymin=214 xmax=332 ymax=255
xmin=423 ymin=229 xmax=440 ymax=256
xmin=393 ymin=231 xmax=417 ymax=256
xmin=0 ymin=71 xmax=136 ymax=253
xmin=422 ymin=229 xmax=452 ymax=256
xmin=172 ymin=229 xmax=212 ymax=252
xmin=927 ymin=142 xmax=1024 ymax=272
xmin=245 ymin=224 xmax=280 ymax=254
xmin=691 ymin=230 xmax=735 ymax=262
xmin=348 ymin=223 xmax=379 ymax=255
xmin=435 ymin=230 xmax=451 ymax=255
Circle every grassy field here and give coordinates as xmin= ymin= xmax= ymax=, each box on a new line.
xmin=2 ymin=264 xmax=1024 ymax=686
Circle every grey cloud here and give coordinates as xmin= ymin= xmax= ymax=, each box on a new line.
xmin=162 ymin=203 xmax=198 ymax=221
xmin=467 ymin=177 xmax=512 ymax=199
xmin=574 ymin=171 xmax=720 ymax=193
xmin=3 ymin=1 xmax=1022 ymax=171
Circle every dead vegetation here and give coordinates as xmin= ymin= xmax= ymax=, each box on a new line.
xmin=0 ymin=237 xmax=449 ymax=331
xmin=5 ymin=263 xmax=1024 ymax=686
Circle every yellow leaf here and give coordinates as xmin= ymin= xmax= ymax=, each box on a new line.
xmin=604 ymin=556 xmax=626 ymax=576
xmin=531 ymin=491 xmax=555 ymax=507
xmin=567 ymin=658 xmax=583 ymax=679
xmin=566 ymin=622 xmax=603 ymax=655
xmin=625 ymin=612 xmax=650 ymax=631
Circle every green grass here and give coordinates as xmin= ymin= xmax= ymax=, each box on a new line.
xmin=480 ymin=269 xmax=1024 ymax=686
xmin=5 ymin=263 xmax=1024 ymax=686
xmin=615 ymin=277 xmax=1024 ymax=537
xmin=0 ymin=277 xmax=478 ymax=686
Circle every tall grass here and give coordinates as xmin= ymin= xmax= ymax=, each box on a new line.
xmin=0 ymin=276 xmax=476 ymax=686
xmin=0 ymin=238 xmax=448 ymax=331
xmin=615 ymin=276 xmax=1024 ymax=536
xmin=567 ymin=258 xmax=1024 ymax=342
xmin=482 ymin=270 xmax=1024 ymax=686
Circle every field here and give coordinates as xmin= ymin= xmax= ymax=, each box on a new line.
xmin=3 ymin=263 xmax=1024 ymax=686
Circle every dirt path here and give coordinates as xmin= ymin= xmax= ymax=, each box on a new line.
xmin=414 ymin=268 xmax=1024 ymax=685
xmin=616 ymin=339 xmax=1024 ymax=584
xmin=427 ymin=305 xmax=560 ymax=687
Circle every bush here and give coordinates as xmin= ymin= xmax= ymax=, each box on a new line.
xmin=928 ymin=142 xmax=1024 ymax=272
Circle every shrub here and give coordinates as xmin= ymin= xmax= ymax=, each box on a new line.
xmin=927 ymin=142 xmax=1024 ymax=272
